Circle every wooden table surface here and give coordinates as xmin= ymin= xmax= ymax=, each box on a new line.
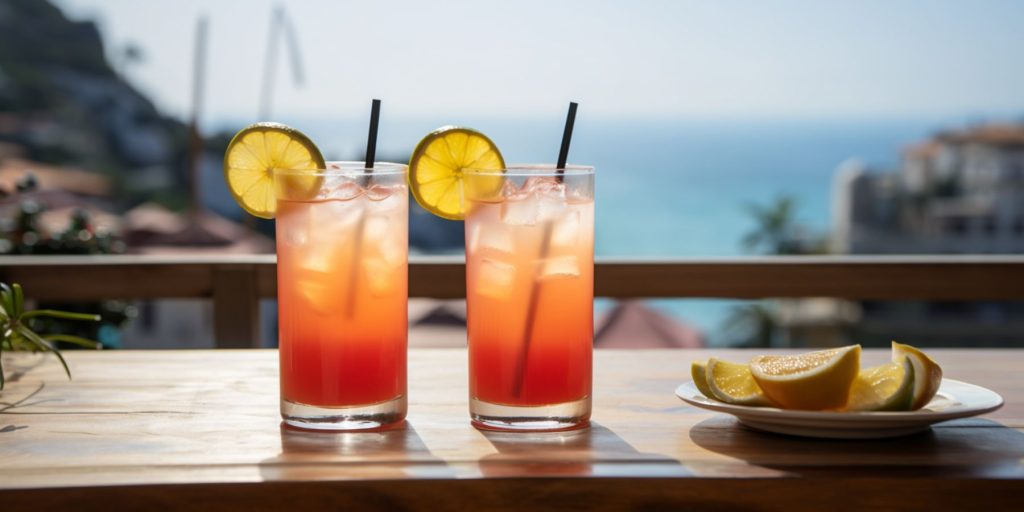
xmin=1 ymin=348 xmax=1022 ymax=511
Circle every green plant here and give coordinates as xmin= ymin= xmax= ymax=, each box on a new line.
xmin=722 ymin=302 xmax=777 ymax=348
xmin=1 ymin=282 xmax=101 ymax=390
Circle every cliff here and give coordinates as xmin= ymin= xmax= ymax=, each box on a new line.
xmin=0 ymin=0 xmax=187 ymax=202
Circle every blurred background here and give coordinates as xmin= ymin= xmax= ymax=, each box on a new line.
xmin=2 ymin=0 xmax=1023 ymax=349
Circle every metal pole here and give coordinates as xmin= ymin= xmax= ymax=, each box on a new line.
xmin=186 ymin=16 xmax=208 ymax=218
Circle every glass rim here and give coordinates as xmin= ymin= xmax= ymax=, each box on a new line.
xmin=464 ymin=163 xmax=594 ymax=177
xmin=273 ymin=160 xmax=407 ymax=176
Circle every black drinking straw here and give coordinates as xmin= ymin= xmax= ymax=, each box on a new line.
xmin=346 ymin=98 xmax=381 ymax=318
xmin=512 ymin=102 xmax=578 ymax=398
xmin=556 ymin=102 xmax=578 ymax=177
xmin=364 ymin=98 xmax=381 ymax=170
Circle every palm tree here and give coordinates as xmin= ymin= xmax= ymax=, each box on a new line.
xmin=740 ymin=195 xmax=801 ymax=255
xmin=721 ymin=303 xmax=776 ymax=348
xmin=724 ymin=195 xmax=803 ymax=346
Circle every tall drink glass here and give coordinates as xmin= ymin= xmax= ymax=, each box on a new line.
xmin=274 ymin=162 xmax=408 ymax=430
xmin=464 ymin=165 xmax=594 ymax=431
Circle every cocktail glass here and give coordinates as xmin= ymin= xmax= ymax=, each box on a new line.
xmin=274 ymin=162 xmax=408 ymax=430
xmin=464 ymin=165 xmax=594 ymax=431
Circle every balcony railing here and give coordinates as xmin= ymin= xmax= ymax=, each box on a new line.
xmin=2 ymin=255 xmax=1023 ymax=347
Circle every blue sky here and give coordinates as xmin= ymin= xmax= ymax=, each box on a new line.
xmin=56 ymin=0 xmax=1024 ymax=124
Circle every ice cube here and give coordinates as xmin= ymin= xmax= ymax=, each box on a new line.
xmin=364 ymin=215 xmax=391 ymax=241
xmin=550 ymin=210 xmax=581 ymax=246
xmin=500 ymin=179 xmax=520 ymax=198
xmin=363 ymin=215 xmax=405 ymax=267
xmin=284 ymin=228 xmax=308 ymax=247
xmin=316 ymin=195 xmax=366 ymax=231
xmin=278 ymin=207 xmax=311 ymax=247
xmin=467 ymin=222 xmax=515 ymax=256
xmin=475 ymin=258 xmax=516 ymax=299
xmin=294 ymin=269 xmax=340 ymax=315
xmin=537 ymin=255 xmax=580 ymax=281
xmin=320 ymin=179 xmax=363 ymax=201
xmin=363 ymin=258 xmax=401 ymax=297
xmin=535 ymin=180 xmax=568 ymax=223
xmin=377 ymin=232 xmax=405 ymax=268
xmin=566 ymin=187 xmax=593 ymax=204
xmin=520 ymin=176 xmax=558 ymax=195
xmin=500 ymin=194 xmax=539 ymax=226
xmin=371 ymin=186 xmax=407 ymax=213
xmin=366 ymin=184 xmax=394 ymax=201
xmin=299 ymin=243 xmax=337 ymax=274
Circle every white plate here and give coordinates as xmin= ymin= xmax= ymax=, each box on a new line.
xmin=676 ymin=379 xmax=1004 ymax=439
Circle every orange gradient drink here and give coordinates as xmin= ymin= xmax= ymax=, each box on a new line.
xmin=465 ymin=166 xmax=594 ymax=431
xmin=274 ymin=162 xmax=408 ymax=430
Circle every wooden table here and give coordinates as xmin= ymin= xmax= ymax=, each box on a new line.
xmin=1 ymin=349 xmax=1021 ymax=510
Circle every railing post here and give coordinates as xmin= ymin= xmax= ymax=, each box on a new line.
xmin=212 ymin=265 xmax=261 ymax=348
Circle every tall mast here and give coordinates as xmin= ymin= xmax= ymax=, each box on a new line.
xmin=258 ymin=4 xmax=305 ymax=120
xmin=186 ymin=15 xmax=208 ymax=218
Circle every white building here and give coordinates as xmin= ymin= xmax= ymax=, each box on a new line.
xmin=833 ymin=123 xmax=1024 ymax=254
xmin=822 ymin=122 xmax=1024 ymax=348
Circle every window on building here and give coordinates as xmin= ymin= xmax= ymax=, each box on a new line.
xmin=943 ymin=216 xmax=968 ymax=236
xmin=1013 ymin=217 xmax=1024 ymax=237
xmin=981 ymin=217 xmax=997 ymax=235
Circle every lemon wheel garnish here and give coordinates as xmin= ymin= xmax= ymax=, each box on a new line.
xmin=223 ymin=122 xmax=325 ymax=219
xmin=407 ymin=126 xmax=505 ymax=220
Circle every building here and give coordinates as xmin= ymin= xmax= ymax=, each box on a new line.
xmin=824 ymin=122 xmax=1024 ymax=347
xmin=833 ymin=123 xmax=1024 ymax=254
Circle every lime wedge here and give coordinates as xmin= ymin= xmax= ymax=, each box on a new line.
xmin=892 ymin=341 xmax=943 ymax=410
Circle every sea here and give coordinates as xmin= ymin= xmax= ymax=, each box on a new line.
xmin=207 ymin=114 xmax=975 ymax=345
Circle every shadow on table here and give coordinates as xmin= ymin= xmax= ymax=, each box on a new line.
xmin=259 ymin=421 xmax=449 ymax=480
xmin=477 ymin=422 xmax=689 ymax=477
xmin=689 ymin=415 xmax=1024 ymax=477
xmin=0 ymin=354 xmax=48 ymax=386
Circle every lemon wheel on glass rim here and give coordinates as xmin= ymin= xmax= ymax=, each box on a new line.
xmin=223 ymin=122 xmax=326 ymax=219
xmin=407 ymin=126 xmax=505 ymax=220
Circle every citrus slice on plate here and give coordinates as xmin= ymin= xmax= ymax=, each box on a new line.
xmin=845 ymin=356 xmax=915 ymax=411
xmin=704 ymin=358 xmax=773 ymax=406
xmin=408 ymin=126 xmax=505 ymax=220
xmin=690 ymin=360 xmax=715 ymax=400
xmin=750 ymin=345 xmax=861 ymax=410
xmin=892 ymin=341 xmax=943 ymax=410
xmin=223 ymin=122 xmax=325 ymax=219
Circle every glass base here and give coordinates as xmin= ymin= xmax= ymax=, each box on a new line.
xmin=470 ymin=396 xmax=591 ymax=432
xmin=281 ymin=395 xmax=406 ymax=431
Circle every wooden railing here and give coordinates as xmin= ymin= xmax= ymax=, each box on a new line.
xmin=2 ymin=255 xmax=1023 ymax=347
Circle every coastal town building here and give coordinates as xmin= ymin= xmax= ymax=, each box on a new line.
xmin=833 ymin=123 xmax=1024 ymax=254
xmin=812 ymin=123 xmax=1024 ymax=347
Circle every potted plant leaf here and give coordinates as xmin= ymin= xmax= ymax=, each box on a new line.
xmin=1 ymin=282 xmax=101 ymax=390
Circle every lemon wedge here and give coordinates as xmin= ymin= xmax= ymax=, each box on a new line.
xmin=892 ymin=341 xmax=943 ymax=410
xmin=705 ymin=358 xmax=773 ymax=406
xmin=845 ymin=356 xmax=915 ymax=411
xmin=690 ymin=360 xmax=715 ymax=399
xmin=750 ymin=345 xmax=861 ymax=410
xmin=223 ymin=122 xmax=325 ymax=219
xmin=407 ymin=126 xmax=505 ymax=220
